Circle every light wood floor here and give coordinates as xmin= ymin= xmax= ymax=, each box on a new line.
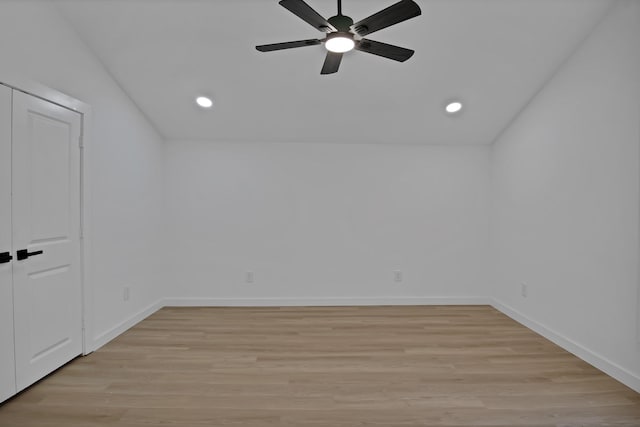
xmin=1 ymin=306 xmax=639 ymax=426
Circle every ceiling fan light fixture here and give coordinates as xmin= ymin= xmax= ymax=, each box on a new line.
xmin=255 ymin=0 xmax=422 ymax=74
xmin=325 ymin=32 xmax=355 ymax=53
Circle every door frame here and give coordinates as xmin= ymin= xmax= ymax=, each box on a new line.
xmin=0 ymin=73 xmax=95 ymax=355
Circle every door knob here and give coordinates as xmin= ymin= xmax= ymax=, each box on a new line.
xmin=16 ymin=249 xmax=43 ymax=260
xmin=0 ymin=251 xmax=12 ymax=264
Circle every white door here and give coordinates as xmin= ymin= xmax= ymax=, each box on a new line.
xmin=11 ymin=90 xmax=83 ymax=392
xmin=0 ymin=85 xmax=16 ymax=402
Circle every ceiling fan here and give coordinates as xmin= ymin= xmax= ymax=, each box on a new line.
xmin=256 ymin=0 xmax=421 ymax=75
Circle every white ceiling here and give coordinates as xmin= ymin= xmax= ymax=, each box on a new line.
xmin=56 ymin=0 xmax=612 ymax=145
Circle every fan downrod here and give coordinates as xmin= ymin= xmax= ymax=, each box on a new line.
xmin=324 ymin=0 xmax=352 ymax=31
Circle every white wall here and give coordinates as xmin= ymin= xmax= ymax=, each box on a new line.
xmin=491 ymin=0 xmax=640 ymax=387
xmin=1 ymin=0 xmax=637 ymax=395
xmin=0 ymin=2 xmax=166 ymax=347
xmin=166 ymin=141 xmax=490 ymax=303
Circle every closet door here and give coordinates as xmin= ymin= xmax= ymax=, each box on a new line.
xmin=12 ymin=91 xmax=83 ymax=392
xmin=0 ymin=85 xmax=16 ymax=402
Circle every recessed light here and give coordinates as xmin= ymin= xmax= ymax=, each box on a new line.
xmin=445 ymin=101 xmax=463 ymax=114
xmin=196 ymin=96 xmax=213 ymax=109
xmin=325 ymin=33 xmax=355 ymax=53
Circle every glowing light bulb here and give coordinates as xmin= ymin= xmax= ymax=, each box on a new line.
xmin=196 ymin=96 xmax=213 ymax=108
xmin=445 ymin=101 xmax=463 ymax=114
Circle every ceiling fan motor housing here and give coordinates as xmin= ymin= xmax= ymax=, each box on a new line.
xmin=328 ymin=14 xmax=354 ymax=32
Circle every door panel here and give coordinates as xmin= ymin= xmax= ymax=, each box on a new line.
xmin=30 ymin=113 xmax=72 ymax=241
xmin=12 ymin=91 xmax=82 ymax=392
xmin=0 ymin=84 xmax=16 ymax=402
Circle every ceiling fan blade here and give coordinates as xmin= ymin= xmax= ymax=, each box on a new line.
xmin=320 ymin=52 xmax=343 ymax=74
xmin=356 ymin=39 xmax=414 ymax=62
xmin=352 ymin=0 xmax=421 ymax=37
xmin=256 ymin=39 xmax=322 ymax=52
xmin=279 ymin=0 xmax=336 ymax=32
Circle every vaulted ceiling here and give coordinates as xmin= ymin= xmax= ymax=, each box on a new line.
xmin=57 ymin=0 xmax=612 ymax=144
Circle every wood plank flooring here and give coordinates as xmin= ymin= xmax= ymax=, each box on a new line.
xmin=1 ymin=305 xmax=639 ymax=426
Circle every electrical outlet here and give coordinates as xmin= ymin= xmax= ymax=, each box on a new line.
xmin=393 ymin=270 xmax=403 ymax=283
xmin=246 ymin=271 xmax=254 ymax=284
xmin=521 ymin=283 xmax=528 ymax=298
xmin=123 ymin=286 xmax=130 ymax=302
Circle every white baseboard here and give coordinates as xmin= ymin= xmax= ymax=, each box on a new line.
xmin=491 ymin=298 xmax=640 ymax=393
xmin=90 ymin=299 xmax=163 ymax=352
xmin=163 ymin=296 xmax=492 ymax=307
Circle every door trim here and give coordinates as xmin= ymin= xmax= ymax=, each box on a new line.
xmin=0 ymin=74 xmax=95 ymax=355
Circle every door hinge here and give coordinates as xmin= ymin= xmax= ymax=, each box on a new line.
xmin=79 ymin=135 xmax=84 ymax=148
